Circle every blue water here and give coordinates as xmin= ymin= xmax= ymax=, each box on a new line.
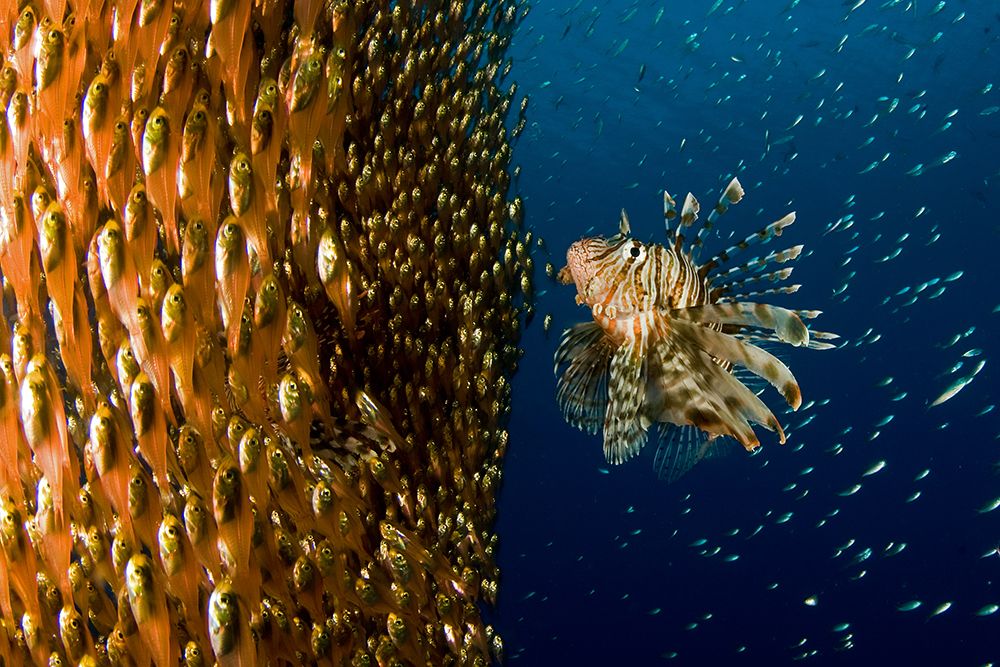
xmin=495 ymin=1 xmax=1000 ymax=664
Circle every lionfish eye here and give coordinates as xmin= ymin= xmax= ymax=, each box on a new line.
xmin=623 ymin=242 xmax=645 ymax=261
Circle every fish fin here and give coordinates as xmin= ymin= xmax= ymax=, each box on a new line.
xmin=721 ymin=284 xmax=801 ymax=301
xmin=663 ymin=190 xmax=677 ymax=224
xmin=669 ymin=301 xmax=810 ymax=347
xmin=645 ymin=320 xmax=784 ymax=450
xmin=669 ymin=318 xmax=801 ymax=411
xmin=712 ymin=265 xmax=797 ymax=301
xmin=554 ymin=322 xmax=613 ymax=435
xmin=652 ymin=424 xmax=713 ymax=482
xmin=739 ymin=329 xmax=839 ymax=351
xmin=709 ymin=243 xmax=804 ymax=286
xmin=619 ymin=208 xmax=631 ymax=236
xmin=700 ymin=211 xmax=795 ymax=277
xmin=603 ymin=333 xmax=648 ymax=464
xmin=692 ymin=177 xmax=744 ymax=261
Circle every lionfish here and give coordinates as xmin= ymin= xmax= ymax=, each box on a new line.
xmin=555 ymin=178 xmax=835 ymax=481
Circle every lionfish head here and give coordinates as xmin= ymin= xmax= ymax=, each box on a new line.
xmin=560 ymin=236 xmax=655 ymax=309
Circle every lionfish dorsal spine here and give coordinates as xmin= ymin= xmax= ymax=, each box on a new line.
xmin=692 ymin=177 xmax=745 ymax=261
xmin=700 ymin=211 xmax=796 ymax=278
xmin=712 ymin=266 xmax=797 ymax=301
xmin=664 ymin=190 xmax=677 ymax=243
xmin=619 ymin=208 xmax=631 ymax=237
xmin=711 ymin=243 xmax=804 ymax=283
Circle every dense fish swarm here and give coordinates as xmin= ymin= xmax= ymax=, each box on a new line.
xmin=0 ymin=0 xmax=530 ymax=664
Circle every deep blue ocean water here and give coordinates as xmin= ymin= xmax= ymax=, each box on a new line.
xmin=493 ymin=1 xmax=1000 ymax=664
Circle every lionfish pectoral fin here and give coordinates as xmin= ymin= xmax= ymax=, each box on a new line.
xmin=670 ymin=302 xmax=809 ymax=348
xmin=652 ymin=424 xmax=716 ymax=483
xmin=603 ymin=333 xmax=648 ymax=465
xmin=670 ymin=318 xmax=802 ymax=411
xmin=647 ymin=319 xmax=782 ymax=450
xmin=554 ymin=322 xmax=613 ymax=435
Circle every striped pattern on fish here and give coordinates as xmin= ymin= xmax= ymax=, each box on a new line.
xmin=555 ymin=177 xmax=835 ymax=479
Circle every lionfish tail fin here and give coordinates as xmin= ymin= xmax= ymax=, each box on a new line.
xmin=554 ymin=322 xmax=613 ymax=435
xmin=653 ymin=424 xmax=715 ymax=483
xmin=603 ymin=334 xmax=648 ymax=464
xmin=692 ymin=177 xmax=745 ymax=261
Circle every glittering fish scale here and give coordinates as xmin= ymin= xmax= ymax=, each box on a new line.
xmin=0 ymin=1 xmax=530 ymax=664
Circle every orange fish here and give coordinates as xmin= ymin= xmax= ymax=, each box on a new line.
xmin=129 ymin=372 xmax=173 ymax=489
xmin=214 ymin=217 xmax=250 ymax=344
xmin=123 ymin=184 xmax=157 ymax=296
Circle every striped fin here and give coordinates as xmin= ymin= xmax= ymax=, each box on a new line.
xmin=669 ymin=302 xmax=809 ymax=347
xmin=645 ymin=333 xmax=778 ymax=450
xmin=713 ymin=267 xmax=795 ymax=297
xmin=743 ymin=329 xmax=840 ymax=351
xmin=664 ymin=190 xmax=677 ymax=244
xmin=670 ymin=318 xmax=802 ymax=411
xmin=604 ymin=333 xmax=648 ymax=464
xmin=702 ymin=212 xmax=797 ymax=277
xmin=673 ymin=192 xmax=700 ymax=251
xmin=691 ymin=177 xmax=745 ymax=261
xmin=652 ymin=424 xmax=714 ymax=483
xmin=721 ymin=285 xmax=801 ymax=301
xmin=712 ymin=244 xmax=804 ymax=283
xmin=619 ymin=209 xmax=631 ymax=236
xmin=554 ymin=322 xmax=613 ymax=435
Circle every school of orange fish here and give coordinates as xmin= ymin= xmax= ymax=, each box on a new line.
xmin=0 ymin=0 xmax=530 ymax=664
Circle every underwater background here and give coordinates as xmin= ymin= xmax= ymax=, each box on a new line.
xmin=496 ymin=0 xmax=999 ymax=664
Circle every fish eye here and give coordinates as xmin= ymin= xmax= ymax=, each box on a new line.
xmin=622 ymin=242 xmax=644 ymax=261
